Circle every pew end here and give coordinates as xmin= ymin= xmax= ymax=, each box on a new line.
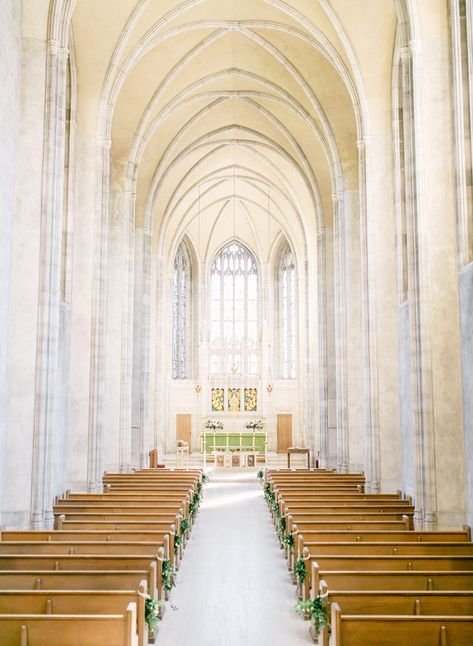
xmin=331 ymin=602 xmax=342 ymax=645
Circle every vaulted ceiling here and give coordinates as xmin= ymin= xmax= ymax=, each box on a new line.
xmin=71 ymin=0 xmax=397 ymax=259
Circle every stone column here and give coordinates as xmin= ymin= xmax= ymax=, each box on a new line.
xmin=358 ymin=136 xmax=381 ymax=493
xmin=0 ymin=0 xmax=21 ymax=526
xmin=118 ymin=189 xmax=136 ymax=473
xmin=317 ymin=231 xmax=329 ymax=468
xmin=333 ymin=192 xmax=349 ymax=473
xmin=31 ymin=39 xmax=69 ymax=528
xmin=140 ymin=230 xmax=152 ymax=467
xmin=153 ymin=246 xmax=167 ymax=455
xmin=303 ymin=257 xmax=315 ymax=453
xmin=87 ymin=135 xmax=111 ymax=492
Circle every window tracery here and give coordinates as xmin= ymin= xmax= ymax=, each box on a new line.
xmin=209 ymin=241 xmax=258 ymax=377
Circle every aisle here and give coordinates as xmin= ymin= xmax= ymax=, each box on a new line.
xmin=157 ymin=469 xmax=312 ymax=646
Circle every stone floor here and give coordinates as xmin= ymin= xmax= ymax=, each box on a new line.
xmin=157 ymin=469 xmax=312 ymax=646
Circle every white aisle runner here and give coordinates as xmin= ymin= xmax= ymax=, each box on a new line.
xmin=157 ymin=470 xmax=312 ymax=646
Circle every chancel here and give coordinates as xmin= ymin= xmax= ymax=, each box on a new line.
xmin=1 ymin=0 xmax=473 ymax=644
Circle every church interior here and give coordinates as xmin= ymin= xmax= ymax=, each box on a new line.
xmin=1 ymin=0 xmax=473 ymax=644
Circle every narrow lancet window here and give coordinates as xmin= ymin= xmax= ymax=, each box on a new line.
xmin=172 ymin=241 xmax=192 ymax=379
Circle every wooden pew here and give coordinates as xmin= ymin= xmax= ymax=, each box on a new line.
xmin=0 ymin=585 xmax=148 ymax=646
xmin=0 ymin=467 xmax=202 ymax=643
xmin=288 ymin=526 xmax=471 ymax=543
xmin=310 ymin=562 xmax=473 ymax=593
xmin=0 ymin=540 xmax=166 ymax=556
xmin=289 ymin=520 xmax=410 ymax=532
xmin=266 ymin=469 xmax=473 ymax=644
xmin=0 ymin=553 xmax=166 ymax=602
xmin=0 ymin=602 xmax=138 ymax=646
xmin=57 ymin=520 xmax=181 ymax=532
xmin=0 ymin=570 xmax=155 ymax=592
xmin=326 ymin=602 xmax=473 ymax=646
xmin=55 ymin=512 xmax=180 ymax=523
xmin=319 ymin=589 xmax=473 ymax=616
xmin=303 ymin=553 xmax=473 ymax=572
xmin=301 ymin=541 xmax=473 ymax=556
xmin=1 ymin=530 xmax=175 ymax=543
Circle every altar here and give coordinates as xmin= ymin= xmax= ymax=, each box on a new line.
xmin=200 ymin=431 xmax=267 ymax=468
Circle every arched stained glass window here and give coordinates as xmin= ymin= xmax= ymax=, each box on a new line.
xmin=172 ymin=241 xmax=192 ymax=379
xmin=279 ymin=243 xmax=297 ymax=378
xmin=210 ymin=241 xmax=258 ymax=376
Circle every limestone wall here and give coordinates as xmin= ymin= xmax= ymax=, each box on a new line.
xmin=0 ymin=0 xmax=21 ymax=525
xmin=459 ymin=263 xmax=473 ymax=529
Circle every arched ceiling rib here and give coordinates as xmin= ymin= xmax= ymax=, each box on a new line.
xmin=71 ymin=0 xmax=397 ymax=256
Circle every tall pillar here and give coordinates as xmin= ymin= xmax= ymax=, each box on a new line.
xmin=87 ymin=135 xmax=111 ymax=492
xmin=333 ymin=192 xmax=349 ymax=472
xmin=119 ymin=189 xmax=136 ymax=473
xmin=317 ymin=231 xmax=329 ymax=468
xmin=358 ymin=136 xmax=381 ymax=493
xmin=31 ymin=39 xmax=69 ymax=528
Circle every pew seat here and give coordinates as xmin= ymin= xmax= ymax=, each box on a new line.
xmin=327 ymin=603 xmax=473 ymax=646
xmin=320 ymin=589 xmax=473 ymax=616
xmin=302 ymin=541 xmax=473 ymax=556
xmin=0 ymin=602 xmax=137 ymax=646
xmin=0 ymin=587 xmax=147 ymax=646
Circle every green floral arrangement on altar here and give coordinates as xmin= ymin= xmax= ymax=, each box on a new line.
xmin=296 ymin=594 xmax=330 ymax=634
xmin=144 ymin=595 xmax=163 ymax=633
xmin=205 ymin=419 xmax=223 ymax=430
xmin=245 ymin=419 xmax=263 ymax=430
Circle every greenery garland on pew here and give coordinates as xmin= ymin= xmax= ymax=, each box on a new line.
xmin=263 ymin=481 xmax=295 ymax=550
xmin=294 ymin=558 xmax=307 ymax=587
xmin=189 ymin=490 xmax=200 ymax=519
xmin=296 ymin=594 xmax=330 ymax=634
xmin=144 ymin=595 xmax=163 ymax=633
xmin=173 ymin=517 xmax=191 ymax=556
xmin=257 ymin=469 xmax=264 ymax=483
xmin=283 ymin=531 xmax=295 ymax=552
xmin=162 ymin=558 xmax=177 ymax=592
xmin=276 ymin=514 xmax=286 ymax=546
xmin=181 ymin=518 xmax=190 ymax=535
xmin=264 ymin=482 xmax=274 ymax=505
xmin=173 ymin=532 xmax=182 ymax=556
xmin=202 ymin=474 xmax=209 ymax=484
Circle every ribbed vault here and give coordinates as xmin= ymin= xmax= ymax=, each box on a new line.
xmin=70 ymin=0 xmax=396 ymax=257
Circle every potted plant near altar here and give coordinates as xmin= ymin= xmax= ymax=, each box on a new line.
xmin=245 ymin=420 xmax=264 ymax=431
xmin=205 ymin=419 xmax=223 ymax=431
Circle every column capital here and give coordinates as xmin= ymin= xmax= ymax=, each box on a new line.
xmin=96 ymin=135 xmax=112 ymax=150
xmin=357 ymin=135 xmax=371 ymax=150
xmin=124 ymin=190 xmax=137 ymax=203
xmin=47 ymin=39 xmax=61 ymax=56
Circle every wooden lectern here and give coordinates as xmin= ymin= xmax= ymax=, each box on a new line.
xmin=149 ymin=449 xmax=159 ymax=469
xmin=287 ymin=446 xmax=311 ymax=469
